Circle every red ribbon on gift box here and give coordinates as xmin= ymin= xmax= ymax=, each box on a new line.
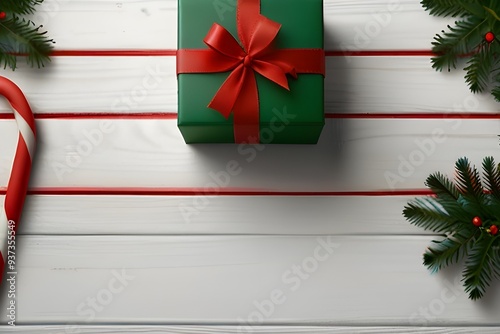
xmin=177 ymin=0 xmax=325 ymax=143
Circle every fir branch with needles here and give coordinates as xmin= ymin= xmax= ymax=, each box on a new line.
xmin=0 ymin=0 xmax=54 ymax=70
xmin=422 ymin=0 xmax=500 ymax=101
xmin=404 ymin=157 xmax=500 ymax=300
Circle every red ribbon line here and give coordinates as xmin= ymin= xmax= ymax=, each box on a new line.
xmin=177 ymin=0 xmax=325 ymax=143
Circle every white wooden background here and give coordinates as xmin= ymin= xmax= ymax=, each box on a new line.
xmin=1 ymin=0 xmax=500 ymax=333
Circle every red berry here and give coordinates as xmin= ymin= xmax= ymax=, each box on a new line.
xmin=472 ymin=216 xmax=482 ymax=227
xmin=485 ymin=32 xmax=495 ymax=43
xmin=0 ymin=12 xmax=6 ymax=20
xmin=490 ymin=225 xmax=498 ymax=235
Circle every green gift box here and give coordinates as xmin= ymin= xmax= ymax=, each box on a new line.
xmin=177 ymin=0 xmax=325 ymax=144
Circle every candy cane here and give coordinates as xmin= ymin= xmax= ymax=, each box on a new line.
xmin=0 ymin=77 xmax=36 ymax=281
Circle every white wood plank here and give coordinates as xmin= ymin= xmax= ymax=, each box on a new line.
xmin=32 ymin=0 xmax=175 ymax=50
xmin=16 ymin=195 xmax=426 ymax=235
xmin=1 ymin=235 xmax=499 ymax=325
xmin=1 ymin=325 xmax=499 ymax=334
xmin=326 ymin=57 xmax=499 ymax=113
xmin=0 ymin=57 xmax=174 ymax=114
xmin=1 ymin=119 xmax=499 ymax=190
xmin=34 ymin=0 xmax=449 ymax=51
xmin=0 ymin=57 xmax=497 ymax=115
xmin=325 ymin=0 xmax=449 ymax=51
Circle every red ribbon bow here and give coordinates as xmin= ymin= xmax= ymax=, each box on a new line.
xmin=177 ymin=0 xmax=325 ymax=143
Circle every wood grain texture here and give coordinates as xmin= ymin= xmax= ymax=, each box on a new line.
xmin=16 ymin=195 xmax=424 ymax=235
xmin=0 ymin=235 xmax=499 ymax=326
xmin=1 ymin=325 xmax=499 ymax=333
xmin=0 ymin=57 xmax=173 ymax=114
xmin=33 ymin=0 xmax=175 ymax=50
xmin=1 ymin=119 xmax=498 ymax=191
xmin=34 ymin=0 xmax=449 ymax=51
xmin=327 ymin=57 xmax=499 ymax=114
xmin=0 ymin=57 xmax=498 ymax=115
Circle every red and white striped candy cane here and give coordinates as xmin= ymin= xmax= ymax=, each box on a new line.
xmin=0 ymin=77 xmax=36 ymax=281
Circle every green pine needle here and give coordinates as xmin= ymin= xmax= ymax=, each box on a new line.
xmin=455 ymin=157 xmax=484 ymax=200
xmin=482 ymin=156 xmax=500 ymax=197
xmin=403 ymin=198 xmax=459 ymax=233
xmin=424 ymin=228 xmax=476 ymax=273
xmin=0 ymin=0 xmax=54 ymax=70
xmin=427 ymin=174 xmax=471 ymax=220
xmin=1 ymin=0 xmax=44 ymax=15
xmin=493 ymin=84 xmax=500 ymax=102
xmin=464 ymin=46 xmax=493 ymax=93
xmin=421 ymin=0 xmax=482 ymax=18
xmin=423 ymin=0 xmax=500 ymax=101
xmin=404 ymin=156 xmax=500 ymax=300
xmin=425 ymin=172 xmax=460 ymax=200
xmin=463 ymin=234 xmax=500 ymax=300
xmin=0 ymin=52 xmax=17 ymax=70
xmin=492 ymin=65 xmax=500 ymax=102
xmin=431 ymin=16 xmax=487 ymax=72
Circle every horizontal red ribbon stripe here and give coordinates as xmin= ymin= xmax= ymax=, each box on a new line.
xmin=0 ymin=113 xmax=497 ymax=120
xmin=0 ymin=187 xmax=434 ymax=197
xmin=0 ymin=113 xmax=178 ymax=120
xmin=177 ymin=49 xmax=325 ymax=74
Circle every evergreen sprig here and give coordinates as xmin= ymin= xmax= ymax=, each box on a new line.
xmin=404 ymin=157 xmax=500 ymax=300
xmin=0 ymin=0 xmax=53 ymax=70
xmin=1 ymin=0 xmax=43 ymax=16
xmin=421 ymin=0 xmax=480 ymax=18
xmin=422 ymin=0 xmax=500 ymax=101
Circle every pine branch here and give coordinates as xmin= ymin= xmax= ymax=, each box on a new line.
xmin=454 ymin=157 xmax=485 ymax=215
xmin=1 ymin=0 xmax=44 ymax=15
xmin=482 ymin=157 xmax=500 ymax=197
xmin=404 ymin=157 xmax=500 ymax=300
xmin=424 ymin=172 xmax=472 ymax=219
xmin=455 ymin=158 xmax=483 ymax=197
xmin=464 ymin=45 xmax=493 ymax=93
xmin=404 ymin=198 xmax=460 ymax=233
xmin=424 ymin=228 xmax=477 ymax=273
xmin=421 ymin=0 xmax=482 ymax=18
xmin=431 ymin=16 xmax=487 ymax=71
xmin=491 ymin=54 xmax=500 ymax=102
xmin=493 ymin=85 xmax=500 ymax=102
xmin=0 ymin=52 xmax=17 ymax=70
xmin=482 ymin=195 xmax=500 ymax=222
xmin=0 ymin=17 xmax=53 ymax=69
xmin=483 ymin=5 xmax=500 ymax=23
xmin=462 ymin=234 xmax=500 ymax=300
xmin=423 ymin=1 xmax=500 ymax=101
xmin=425 ymin=172 xmax=460 ymax=200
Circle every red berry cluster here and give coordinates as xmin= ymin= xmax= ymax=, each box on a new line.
xmin=0 ymin=12 xmax=5 ymax=20
xmin=472 ymin=217 xmax=498 ymax=235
